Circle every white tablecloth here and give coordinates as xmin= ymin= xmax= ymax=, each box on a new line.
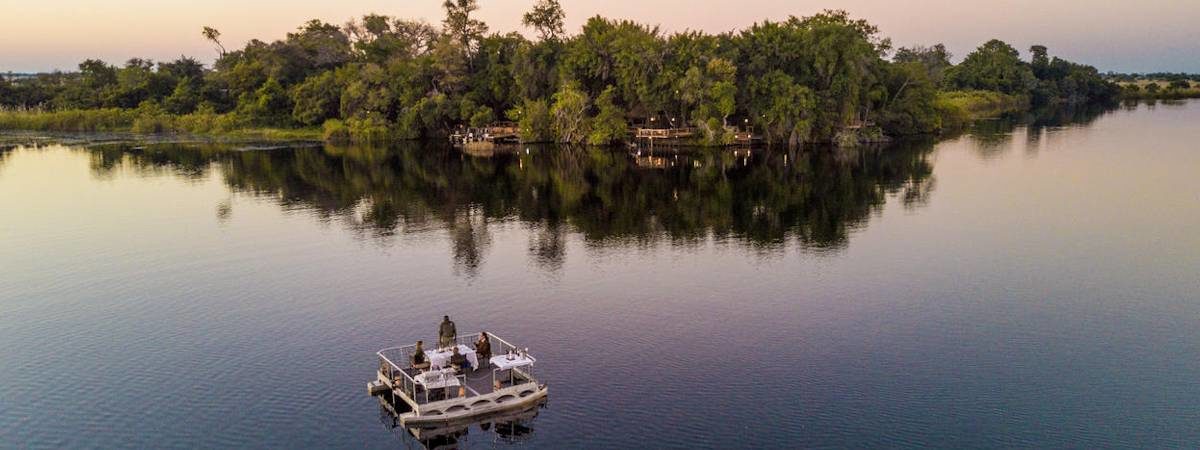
xmin=427 ymin=345 xmax=479 ymax=370
xmin=490 ymin=355 xmax=534 ymax=371
xmin=415 ymin=369 xmax=460 ymax=389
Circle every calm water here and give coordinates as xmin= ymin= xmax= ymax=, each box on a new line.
xmin=2 ymin=102 xmax=1199 ymax=448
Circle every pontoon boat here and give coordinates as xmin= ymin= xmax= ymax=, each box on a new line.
xmin=369 ymin=332 xmax=547 ymax=426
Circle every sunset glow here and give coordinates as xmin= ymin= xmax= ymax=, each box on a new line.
xmin=3 ymin=0 xmax=1199 ymax=72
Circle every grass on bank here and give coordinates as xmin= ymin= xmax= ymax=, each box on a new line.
xmin=934 ymin=90 xmax=1027 ymax=128
xmin=0 ymin=107 xmax=322 ymax=140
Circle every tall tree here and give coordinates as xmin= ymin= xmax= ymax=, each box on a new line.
xmin=442 ymin=0 xmax=488 ymax=55
xmin=202 ymin=27 xmax=226 ymax=57
xmin=894 ymin=44 xmax=951 ymax=85
xmin=523 ymin=0 xmax=566 ymax=41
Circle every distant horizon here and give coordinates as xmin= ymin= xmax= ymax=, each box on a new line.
xmin=2 ymin=0 xmax=1198 ymax=73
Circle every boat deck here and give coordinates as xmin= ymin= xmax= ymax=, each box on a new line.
xmin=376 ymin=333 xmax=539 ymax=409
xmin=396 ymin=362 xmax=525 ymax=402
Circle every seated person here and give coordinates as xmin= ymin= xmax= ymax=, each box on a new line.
xmin=475 ymin=332 xmax=492 ymax=366
xmin=411 ymin=340 xmax=431 ymax=371
xmin=450 ymin=346 xmax=472 ymax=373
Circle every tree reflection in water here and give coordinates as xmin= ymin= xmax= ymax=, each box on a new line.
xmin=86 ymin=140 xmax=937 ymax=275
xmin=967 ymin=102 xmax=1115 ymax=160
xmin=0 ymin=145 xmax=13 ymax=170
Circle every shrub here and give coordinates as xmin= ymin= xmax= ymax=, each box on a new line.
xmin=323 ymin=119 xmax=351 ymax=142
xmin=323 ymin=116 xmax=391 ymax=143
xmin=0 ymin=108 xmax=137 ymax=132
xmin=510 ymin=99 xmax=552 ymax=143
xmin=587 ymin=86 xmax=626 ymax=146
xmin=934 ymin=90 xmax=1026 ymax=126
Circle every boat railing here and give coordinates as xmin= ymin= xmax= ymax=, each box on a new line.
xmin=493 ymin=358 xmax=538 ymax=387
xmin=377 ymin=347 xmax=418 ymax=400
xmin=377 ymin=332 xmax=537 ymax=402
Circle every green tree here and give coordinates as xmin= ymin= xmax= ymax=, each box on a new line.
xmin=509 ymin=98 xmax=552 ymax=143
xmin=588 ymin=86 xmax=626 ymax=145
xmin=1029 ymin=45 xmax=1050 ymax=74
xmin=338 ymin=63 xmax=394 ymax=120
xmin=551 ymin=82 xmax=589 ymax=143
xmin=236 ymin=77 xmax=292 ymax=126
xmin=561 ymin=17 xmax=665 ymax=116
xmin=56 ymin=59 xmax=118 ymax=109
xmin=112 ymin=58 xmax=174 ymax=108
xmin=894 ymin=44 xmax=951 ymax=85
xmin=945 ymin=39 xmax=1035 ymax=96
xmin=442 ymin=0 xmax=488 ymax=55
xmin=747 ymin=71 xmax=815 ymax=146
xmin=523 ymin=0 xmax=566 ymax=41
xmin=469 ymin=33 xmax=526 ymax=112
xmin=163 ymin=79 xmax=201 ymax=114
xmin=877 ymin=62 xmax=940 ymax=135
xmin=290 ymin=71 xmax=341 ymax=125
xmin=287 ymin=20 xmax=353 ymax=73
xmin=469 ymin=105 xmax=494 ymax=127
xmin=202 ymin=26 xmax=226 ymax=57
xmin=345 ymin=15 xmax=437 ymax=63
xmin=431 ymin=36 xmax=470 ymax=94
xmin=513 ymin=40 xmax=563 ymax=100
xmin=735 ymin=11 xmax=891 ymax=142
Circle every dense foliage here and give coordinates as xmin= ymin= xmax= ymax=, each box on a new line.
xmin=1102 ymin=71 xmax=1200 ymax=100
xmin=943 ymin=41 xmax=1117 ymax=106
xmin=0 ymin=2 xmax=1119 ymax=145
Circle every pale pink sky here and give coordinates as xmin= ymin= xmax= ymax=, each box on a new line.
xmin=2 ymin=0 xmax=1198 ymax=73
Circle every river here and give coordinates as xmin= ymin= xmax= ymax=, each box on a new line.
xmin=1 ymin=101 xmax=1198 ymax=448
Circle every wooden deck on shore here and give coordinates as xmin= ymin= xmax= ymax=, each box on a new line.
xmin=451 ymin=122 xmax=520 ymax=145
xmin=633 ymin=127 xmax=761 ymax=147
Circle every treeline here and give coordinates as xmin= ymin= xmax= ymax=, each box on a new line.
xmin=1118 ymin=81 xmax=1199 ymax=100
xmin=1105 ymin=72 xmax=1200 ymax=83
xmin=0 ymin=1 xmax=1118 ymax=145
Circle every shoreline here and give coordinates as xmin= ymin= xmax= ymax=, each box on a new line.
xmin=0 ymin=90 xmax=1037 ymax=147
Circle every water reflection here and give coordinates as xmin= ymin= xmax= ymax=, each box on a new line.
xmin=0 ymin=145 xmax=12 ymax=171
xmin=377 ymin=394 xmax=544 ymax=449
xmin=966 ymin=103 xmax=1116 ymax=160
xmin=82 ymin=140 xmax=937 ymax=274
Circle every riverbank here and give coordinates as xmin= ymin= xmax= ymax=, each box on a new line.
xmin=934 ymin=90 xmax=1028 ymax=128
xmin=1119 ymin=89 xmax=1200 ymax=100
xmin=2 ymin=91 xmax=1033 ymax=147
xmin=1116 ymin=80 xmax=1200 ymax=100
xmin=0 ymin=108 xmax=322 ymax=141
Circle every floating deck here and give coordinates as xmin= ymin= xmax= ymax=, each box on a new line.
xmin=371 ymin=333 xmax=547 ymax=426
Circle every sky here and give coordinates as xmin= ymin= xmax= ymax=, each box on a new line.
xmin=1 ymin=0 xmax=1198 ymax=73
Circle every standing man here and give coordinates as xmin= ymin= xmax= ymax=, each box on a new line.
xmin=439 ymin=315 xmax=457 ymax=349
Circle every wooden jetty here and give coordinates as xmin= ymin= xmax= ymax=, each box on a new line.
xmin=450 ymin=122 xmax=521 ymax=146
xmin=633 ymin=126 xmax=762 ymax=147
xmin=634 ymin=127 xmax=696 ymax=141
